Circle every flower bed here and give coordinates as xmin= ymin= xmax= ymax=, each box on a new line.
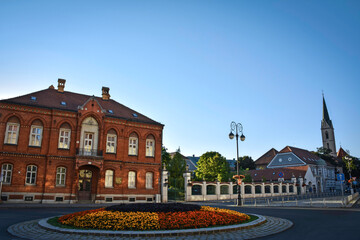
xmin=57 ymin=203 xmax=250 ymax=231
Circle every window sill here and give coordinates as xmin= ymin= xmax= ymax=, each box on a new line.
xmin=128 ymin=187 xmax=136 ymax=189
xmin=105 ymin=186 xmax=114 ymax=188
xmin=146 ymin=187 xmax=154 ymax=190
xmin=106 ymin=152 xmax=116 ymax=155
xmin=4 ymin=143 xmax=18 ymax=146
xmin=28 ymin=145 xmax=41 ymax=148
xmin=58 ymin=148 xmax=70 ymax=150
xmin=128 ymin=154 xmax=138 ymax=157
xmin=55 ymin=185 xmax=66 ymax=187
xmin=145 ymin=156 xmax=155 ymax=158
xmin=25 ymin=184 xmax=37 ymax=186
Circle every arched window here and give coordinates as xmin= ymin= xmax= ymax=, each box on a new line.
xmin=58 ymin=123 xmax=71 ymax=149
xmin=220 ymin=185 xmax=229 ymax=194
xmin=255 ymin=185 xmax=262 ymax=194
xmin=145 ymin=172 xmax=153 ymax=189
xmin=146 ymin=135 xmax=155 ymax=157
xmin=105 ymin=170 xmax=114 ymax=188
xmin=29 ymin=120 xmax=43 ymax=147
xmin=282 ymin=185 xmax=287 ymax=193
xmin=80 ymin=117 xmax=99 ymax=156
xmin=192 ymin=185 xmax=202 ymax=195
xmin=1 ymin=163 xmax=13 ymax=184
xmin=4 ymin=116 xmax=20 ymax=145
xmin=245 ymin=185 xmax=252 ymax=194
xmin=106 ymin=129 xmax=117 ymax=153
xmin=128 ymin=171 xmax=136 ymax=188
xmin=26 ymin=165 xmax=37 ymax=185
xmin=128 ymin=133 xmax=138 ymax=156
xmin=325 ymin=131 xmax=329 ymax=139
xmin=56 ymin=167 xmax=66 ymax=186
xmin=265 ymin=185 xmax=271 ymax=193
xmin=289 ymin=185 xmax=294 ymax=193
xmin=206 ymin=185 xmax=216 ymax=195
xmin=233 ymin=185 xmax=238 ymax=194
xmin=273 ymin=185 xmax=279 ymax=193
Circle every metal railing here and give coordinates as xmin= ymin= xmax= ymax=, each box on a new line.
xmin=76 ymin=148 xmax=103 ymax=157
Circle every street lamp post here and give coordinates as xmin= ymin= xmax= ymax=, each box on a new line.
xmin=345 ymin=156 xmax=354 ymax=194
xmin=229 ymin=121 xmax=245 ymax=206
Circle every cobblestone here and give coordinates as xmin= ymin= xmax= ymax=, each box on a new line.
xmin=8 ymin=215 xmax=293 ymax=240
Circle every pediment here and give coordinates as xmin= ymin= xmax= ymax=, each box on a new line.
xmin=267 ymin=152 xmax=306 ymax=168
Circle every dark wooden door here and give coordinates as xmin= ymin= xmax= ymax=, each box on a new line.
xmin=78 ymin=169 xmax=92 ymax=201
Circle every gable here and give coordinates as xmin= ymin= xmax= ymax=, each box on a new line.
xmin=267 ymin=152 xmax=306 ymax=168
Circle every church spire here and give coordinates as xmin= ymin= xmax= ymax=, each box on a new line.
xmin=321 ymin=94 xmax=336 ymax=156
xmin=322 ymin=95 xmax=333 ymax=128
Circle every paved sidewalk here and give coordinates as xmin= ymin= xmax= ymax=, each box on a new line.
xmin=8 ymin=215 xmax=293 ymax=240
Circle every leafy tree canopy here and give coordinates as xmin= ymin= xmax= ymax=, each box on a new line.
xmin=166 ymin=148 xmax=186 ymax=189
xmin=237 ymin=156 xmax=256 ymax=170
xmin=161 ymin=146 xmax=171 ymax=167
xmin=195 ymin=151 xmax=231 ymax=182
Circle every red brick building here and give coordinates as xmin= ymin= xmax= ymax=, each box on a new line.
xmin=0 ymin=79 xmax=164 ymax=203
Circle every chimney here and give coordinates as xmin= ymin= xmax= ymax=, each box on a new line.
xmin=57 ymin=79 xmax=66 ymax=92
xmin=102 ymin=87 xmax=110 ymax=100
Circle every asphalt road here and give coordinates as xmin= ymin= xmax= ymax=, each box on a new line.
xmin=0 ymin=204 xmax=359 ymax=240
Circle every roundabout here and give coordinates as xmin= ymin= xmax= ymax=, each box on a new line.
xmin=7 ymin=203 xmax=293 ymax=239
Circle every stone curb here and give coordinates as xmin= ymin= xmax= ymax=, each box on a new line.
xmin=38 ymin=214 xmax=266 ymax=237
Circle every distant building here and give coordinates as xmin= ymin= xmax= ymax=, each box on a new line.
xmin=254 ymin=148 xmax=278 ymax=169
xmin=0 ymin=79 xmax=164 ymax=203
xmin=247 ymin=165 xmax=316 ymax=190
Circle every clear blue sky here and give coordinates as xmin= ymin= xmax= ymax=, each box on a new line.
xmin=1 ymin=0 xmax=359 ymax=159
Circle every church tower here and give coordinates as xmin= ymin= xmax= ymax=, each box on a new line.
xmin=321 ymin=95 xmax=336 ymax=156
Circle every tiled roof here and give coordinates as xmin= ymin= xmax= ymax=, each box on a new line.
xmin=279 ymin=146 xmax=320 ymax=164
xmin=0 ymin=87 xmax=163 ymax=126
xmin=247 ymin=166 xmax=309 ymax=182
xmin=254 ymin=148 xmax=278 ymax=165
xmin=337 ymin=147 xmax=348 ymax=158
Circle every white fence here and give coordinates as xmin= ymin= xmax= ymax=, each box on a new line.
xmin=185 ymin=181 xmax=299 ymax=202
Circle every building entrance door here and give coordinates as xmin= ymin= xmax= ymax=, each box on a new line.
xmin=78 ymin=169 xmax=92 ymax=201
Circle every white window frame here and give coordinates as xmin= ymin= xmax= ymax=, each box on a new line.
xmin=106 ymin=134 xmax=117 ymax=153
xmin=1 ymin=164 xmax=13 ymax=184
xmin=146 ymin=138 xmax=155 ymax=157
xmin=56 ymin=167 xmax=66 ymax=186
xmin=128 ymin=171 xmax=136 ymax=189
xmin=58 ymin=128 xmax=71 ymax=149
xmin=128 ymin=137 xmax=138 ymax=156
xmin=4 ymin=123 xmax=20 ymax=145
xmin=105 ymin=170 xmax=114 ymax=188
xmin=29 ymin=125 xmax=43 ymax=147
xmin=145 ymin=172 xmax=153 ymax=189
xmin=26 ymin=165 xmax=37 ymax=185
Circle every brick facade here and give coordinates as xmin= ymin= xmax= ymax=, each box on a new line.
xmin=0 ymin=80 xmax=164 ymax=203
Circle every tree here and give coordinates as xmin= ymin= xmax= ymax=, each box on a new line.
xmin=161 ymin=146 xmax=171 ymax=167
xmin=313 ymin=147 xmax=338 ymax=167
xmin=167 ymin=148 xmax=186 ymax=189
xmin=316 ymin=147 xmax=332 ymax=155
xmin=236 ymin=156 xmax=256 ymax=170
xmin=195 ymin=151 xmax=231 ymax=182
